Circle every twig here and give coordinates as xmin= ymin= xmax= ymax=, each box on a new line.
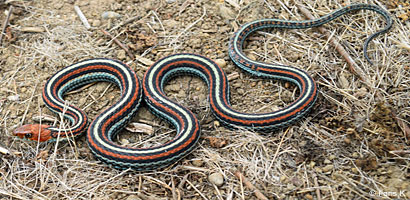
xmin=74 ymin=5 xmax=91 ymax=29
xmin=100 ymin=29 xmax=135 ymax=60
xmin=110 ymin=16 xmax=139 ymax=32
xmin=0 ymin=145 xmax=10 ymax=155
xmin=313 ymin=173 xmax=322 ymax=200
xmin=186 ymin=179 xmax=209 ymax=200
xmin=234 ymin=171 xmax=268 ymax=200
xmin=0 ymin=5 xmax=13 ymax=46
xmin=297 ymin=5 xmax=368 ymax=82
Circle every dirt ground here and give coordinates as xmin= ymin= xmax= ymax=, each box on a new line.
xmin=0 ymin=0 xmax=409 ymax=199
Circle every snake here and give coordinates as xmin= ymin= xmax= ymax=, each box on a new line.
xmin=13 ymin=4 xmax=391 ymax=170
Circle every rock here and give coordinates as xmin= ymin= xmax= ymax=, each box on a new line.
xmin=322 ymin=164 xmax=334 ymax=173
xmin=214 ymin=59 xmax=226 ymax=68
xmin=101 ymin=11 xmax=121 ymax=19
xmin=117 ymin=50 xmax=126 ymax=60
xmin=192 ymin=159 xmax=204 ymax=167
xmin=208 ymin=172 xmax=224 ymax=186
xmin=92 ymin=19 xmax=101 ymax=27
xmin=7 ymin=95 xmax=19 ymax=101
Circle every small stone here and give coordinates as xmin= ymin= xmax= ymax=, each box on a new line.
xmin=309 ymin=161 xmax=316 ymax=168
xmin=351 ymin=167 xmax=358 ymax=173
xmin=322 ymin=164 xmax=334 ymax=173
xmin=208 ymin=172 xmax=224 ymax=186
xmin=346 ymin=128 xmax=356 ymax=135
xmin=121 ymin=139 xmax=130 ymax=146
xmin=214 ymin=59 xmax=226 ymax=68
xmin=117 ymin=50 xmax=126 ymax=60
xmin=247 ymin=54 xmax=256 ymax=60
xmin=192 ymin=159 xmax=204 ymax=167
xmin=324 ymin=159 xmax=332 ymax=164
xmin=7 ymin=95 xmax=19 ymax=101
xmin=165 ymin=0 xmax=176 ymax=3
xmin=92 ymin=19 xmax=101 ymax=27
xmin=352 ymin=152 xmax=359 ymax=158
xmin=280 ymin=175 xmax=287 ymax=182
xmin=237 ymin=88 xmax=244 ymax=95
xmin=101 ymin=11 xmax=121 ymax=19
xmin=305 ymin=194 xmax=313 ymax=200
xmin=213 ymin=120 xmax=220 ymax=127
xmin=329 ymin=155 xmax=336 ymax=160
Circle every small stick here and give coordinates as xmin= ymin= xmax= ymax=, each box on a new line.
xmin=100 ymin=29 xmax=135 ymax=60
xmin=297 ymin=5 xmax=368 ymax=82
xmin=313 ymin=173 xmax=322 ymax=200
xmin=74 ymin=5 xmax=91 ymax=29
xmin=0 ymin=146 xmax=10 ymax=155
xmin=234 ymin=171 xmax=268 ymax=200
xmin=0 ymin=5 xmax=13 ymax=46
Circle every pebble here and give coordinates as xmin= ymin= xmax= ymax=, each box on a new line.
xmin=117 ymin=50 xmax=126 ymax=60
xmin=351 ymin=167 xmax=358 ymax=173
xmin=352 ymin=152 xmax=359 ymax=158
xmin=213 ymin=120 xmax=220 ymax=127
xmin=329 ymin=155 xmax=336 ymax=160
xmin=324 ymin=159 xmax=332 ymax=164
xmin=208 ymin=172 xmax=224 ymax=186
xmin=322 ymin=164 xmax=334 ymax=173
xmin=280 ymin=175 xmax=287 ymax=182
xmin=7 ymin=95 xmax=19 ymax=101
xmin=214 ymin=59 xmax=226 ymax=68
xmin=305 ymin=194 xmax=313 ymax=200
xmin=101 ymin=11 xmax=121 ymax=19
xmin=120 ymin=139 xmax=130 ymax=146
xmin=165 ymin=0 xmax=176 ymax=3
xmin=309 ymin=161 xmax=316 ymax=168
xmin=247 ymin=54 xmax=256 ymax=61
xmin=92 ymin=19 xmax=101 ymax=27
xmin=192 ymin=159 xmax=204 ymax=167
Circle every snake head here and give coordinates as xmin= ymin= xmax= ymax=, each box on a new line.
xmin=13 ymin=124 xmax=53 ymax=142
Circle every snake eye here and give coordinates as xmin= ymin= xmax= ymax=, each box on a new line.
xmin=25 ymin=133 xmax=32 ymax=139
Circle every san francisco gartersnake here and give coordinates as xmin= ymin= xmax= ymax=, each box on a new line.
xmin=14 ymin=4 xmax=391 ymax=170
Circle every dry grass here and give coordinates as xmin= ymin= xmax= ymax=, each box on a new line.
xmin=1 ymin=0 xmax=409 ymax=199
